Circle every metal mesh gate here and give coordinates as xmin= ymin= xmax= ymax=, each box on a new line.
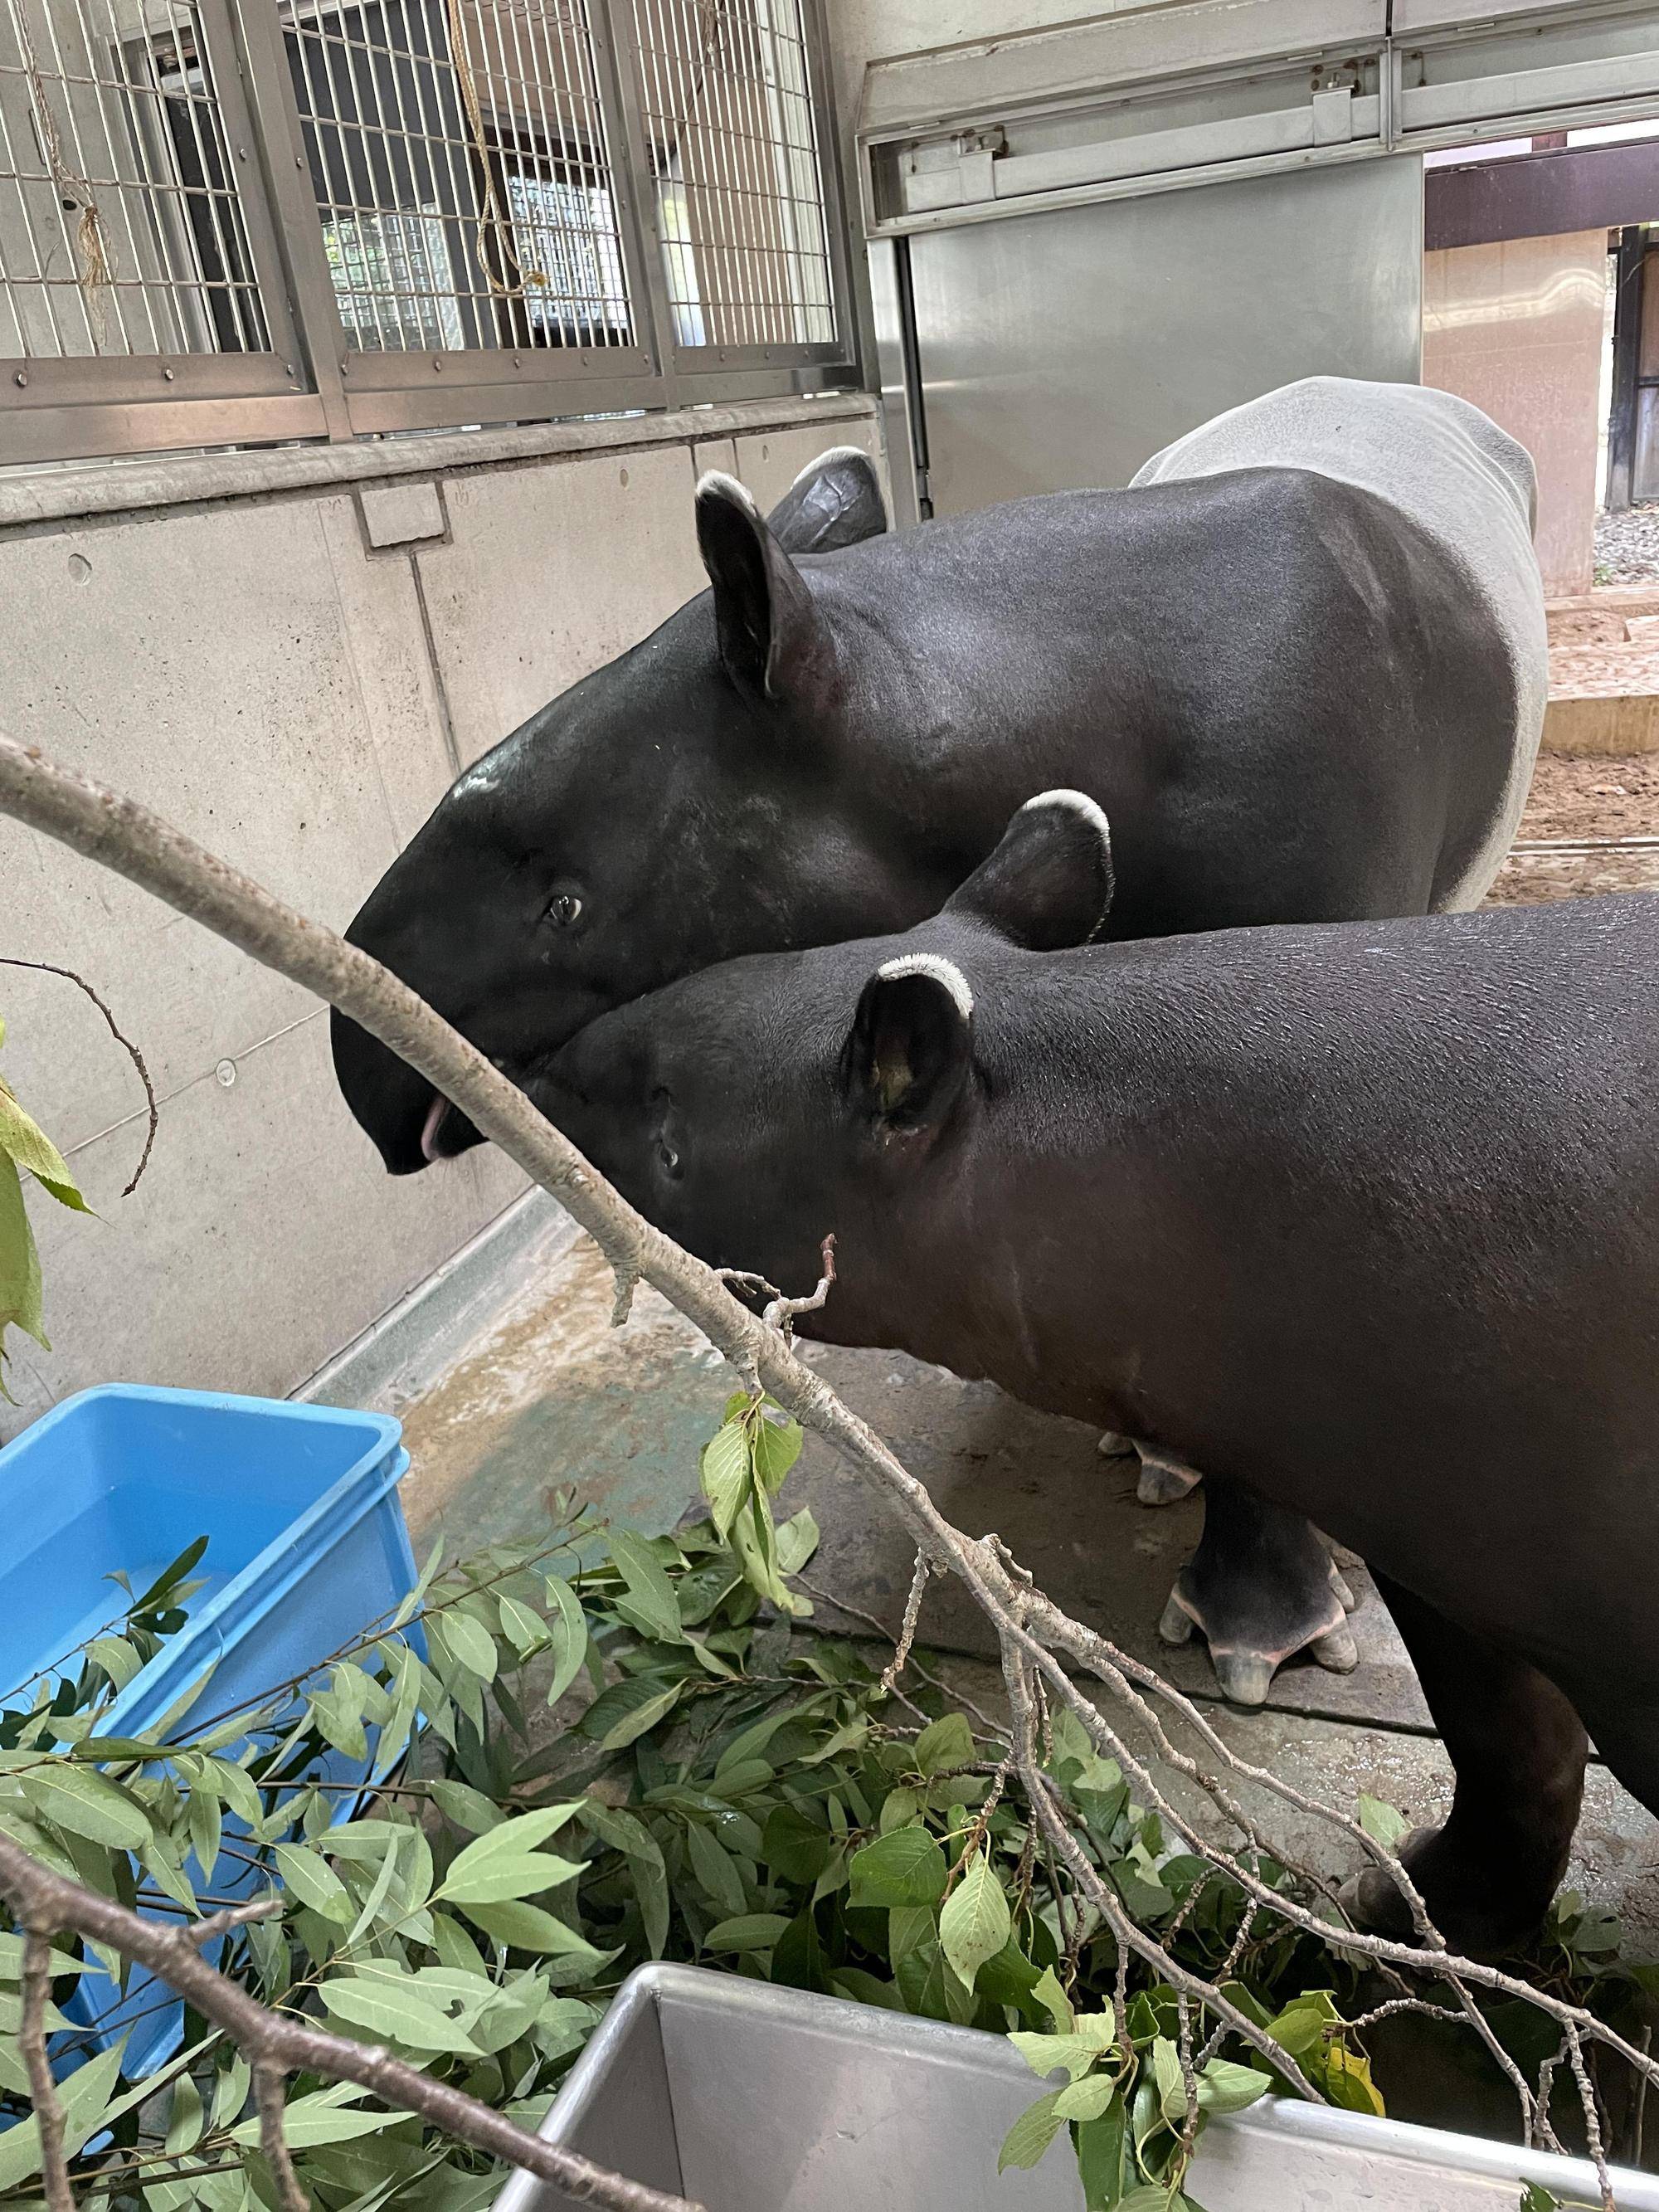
xmin=0 ymin=0 xmax=850 ymax=460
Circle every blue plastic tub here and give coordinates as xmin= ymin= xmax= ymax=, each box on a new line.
xmin=0 ymin=1384 xmax=420 ymax=2079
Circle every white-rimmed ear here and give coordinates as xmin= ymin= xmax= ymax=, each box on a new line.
xmin=766 ymin=446 xmax=888 ymax=555
xmin=695 ymin=470 xmax=833 ymax=704
xmin=945 ymin=789 xmax=1115 ymax=949
xmin=844 ymin=953 xmax=973 ymax=1133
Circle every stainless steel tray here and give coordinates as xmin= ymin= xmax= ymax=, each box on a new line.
xmin=496 ymin=1961 xmax=1659 ymax=2211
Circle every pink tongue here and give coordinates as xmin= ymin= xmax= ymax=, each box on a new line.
xmin=420 ymin=1093 xmax=449 ymax=1163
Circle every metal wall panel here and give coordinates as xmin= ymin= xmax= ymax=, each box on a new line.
xmin=905 ymin=153 xmax=1423 ymax=515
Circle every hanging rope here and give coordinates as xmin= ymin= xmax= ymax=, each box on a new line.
xmin=443 ymin=0 xmax=548 ymax=303
xmin=12 ymin=3 xmax=115 ymax=346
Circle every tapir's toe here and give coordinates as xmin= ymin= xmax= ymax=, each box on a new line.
xmin=1157 ymin=1592 xmax=1195 ymax=1645
xmin=1311 ymin=1625 xmax=1359 ymax=1674
xmin=1097 ymin=1430 xmax=1137 ymax=1460
xmin=1211 ymin=1650 xmax=1276 ymax=1707
xmin=1136 ymin=1451 xmax=1202 ymax=1506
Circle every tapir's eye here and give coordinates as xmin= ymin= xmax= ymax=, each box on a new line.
xmin=657 ymin=1139 xmax=681 ymax=1177
xmin=546 ymin=891 xmax=582 ymax=928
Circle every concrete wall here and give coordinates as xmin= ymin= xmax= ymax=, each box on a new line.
xmin=1423 ymin=229 xmax=1609 ymax=598
xmin=0 ymin=392 xmax=885 ymax=1441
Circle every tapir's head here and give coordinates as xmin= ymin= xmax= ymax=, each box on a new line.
xmin=536 ymin=792 xmax=1115 ymax=1343
xmin=333 ymin=449 xmax=891 ymax=1174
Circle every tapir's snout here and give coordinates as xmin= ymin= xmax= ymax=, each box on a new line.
xmin=329 ymin=1009 xmax=473 ymax=1176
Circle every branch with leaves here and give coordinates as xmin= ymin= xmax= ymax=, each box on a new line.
xmin=0 ymin=728 xmax=1652 ymax=2211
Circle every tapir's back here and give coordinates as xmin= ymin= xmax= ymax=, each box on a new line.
xmin=1129 ymin=378 xmax=1549 ymax=906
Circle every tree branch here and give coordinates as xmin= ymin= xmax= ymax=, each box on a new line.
xmin=0 ymin=955 xmax=157 ymax=1196
xmin=0 ymin=1834 xmax=699 ymax=2212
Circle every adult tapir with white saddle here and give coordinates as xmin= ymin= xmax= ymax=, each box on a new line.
xmin=333 ymin=377 xmax=1548 ymax=1704
xmin=536 ymin=793 xmax=1659 ymax=1957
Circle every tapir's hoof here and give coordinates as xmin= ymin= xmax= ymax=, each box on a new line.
xmin=1330 ymin=1565 xmax=1357 ymax=1612
xmin=1340 ymin=1827 xmax=1549 ymax=1956
xmin=1136 ymin=1452 xmax=1202 ymax=1507
xmin=1097 ymin=1430 xmax=1137 ymax=1460
xmin=1211 ymin=1650 xmax=1275 ymax=1707
xmin=1312 ymin=1625 xmax=1359 ymax=1674
xmin=1157 ymin=1592 xmax=1196 ymax=1645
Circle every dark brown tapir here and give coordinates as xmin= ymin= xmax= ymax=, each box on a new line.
xmin=536 ymin=793 xmax=1658 ymax=1956
xmin=331 ymin=377 xmax=1547 ymax=1706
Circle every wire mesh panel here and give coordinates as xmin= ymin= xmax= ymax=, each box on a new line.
xmin=280 ymin=0 xmax=635 ymax=356
xmin=628 ymin=0 xmax=836 ymax=355
xmin=0 ymin=0 xmax=274 ymax=359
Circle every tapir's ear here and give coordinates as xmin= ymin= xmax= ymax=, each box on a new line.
xmin=945 ymin=790 xmax=1115 ymax=949
xmin=696 ymin=470 xmax=833 ymax=704
xmin=844 ymin=954 xmax=973 ymax=1135
xmin=765 ymin=446 xmax=888 ymax=555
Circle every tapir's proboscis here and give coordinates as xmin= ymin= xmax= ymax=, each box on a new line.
xmin=538 ymin=793 xmax=1659 ymax=1958
xmin=333 ymin=377 xmax=1548 ymax=1703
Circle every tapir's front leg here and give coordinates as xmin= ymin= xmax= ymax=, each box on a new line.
xmin=1341 ymin=1574 xmax=1588 ymax=1956
xmin=1154 ymin=1477 xmax=1358 ymax=1705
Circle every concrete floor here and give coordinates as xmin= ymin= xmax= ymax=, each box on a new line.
xmin=397 ymin=1227 xmax=1659 ymax=1953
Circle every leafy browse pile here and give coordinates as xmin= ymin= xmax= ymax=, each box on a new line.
xmin=0 ymin=1393 xmax=1652 ymax=2211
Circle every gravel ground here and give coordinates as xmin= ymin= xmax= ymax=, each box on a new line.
xmin=1486 ymin=752 xmax=1659 ymax=905
xmin=1593 ymin=504 xmax=1659 ymax=586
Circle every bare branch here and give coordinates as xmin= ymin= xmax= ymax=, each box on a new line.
xmin=187 ymin=1895 xmax=285 ymax=1946
xmin=0 ymin=955 xmax=157 ymax=1195
xmin=21 ymin=1922 xmax=75 ymax=2212
xmin=0 ymin=1835 xmax=700 ymax=2212
xmin=880 ymin=1550 xmax=933 ymax=1699
xmin=761 ymin=1233 xmax=835 ymax=1333
xmin=254 ymin=2061 xmax=309 ymax=2212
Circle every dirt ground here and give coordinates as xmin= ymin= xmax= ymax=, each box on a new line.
xmin=1485 ymin=752 xmax=1659 ymax=906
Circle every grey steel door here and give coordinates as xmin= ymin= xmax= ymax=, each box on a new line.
xmin=904 ymin=157 xmax=1423 ymax=514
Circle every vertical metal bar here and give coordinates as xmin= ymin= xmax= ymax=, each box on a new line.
xmin=157 ymin=0 xmax=257 ymax=352
xmin=0 ymin=12 xmax=73 ymax=357
xmin=1608 ymin=225 xmax=1646 ymax=514
xmin=231 ymin=0 xmax=353 ymax=436
xmin=799 ymin=0 xmax=852 ymax=359
xmin=192 ymin=0 xmax=307 ymax=362
xmin=892 ymin=230 xmax=930 ymax=517
xmin=597 ymin=0 xmax=675 ymax=383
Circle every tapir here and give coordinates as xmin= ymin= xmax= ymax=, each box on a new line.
xmin=332 ymin=375 xmax=1548 ymax=1703
xmin=536 ymin=792 xmax=1659 ymax=1956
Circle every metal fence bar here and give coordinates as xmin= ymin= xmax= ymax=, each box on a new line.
xmin=0 ymin=0 xmax=853 ymax=462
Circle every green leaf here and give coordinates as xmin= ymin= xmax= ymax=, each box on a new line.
xmin=1323 ymin=2041 xmax=1385 ymax=2117
xmin=1009 ymin=2031 xmax=1108 ymax=2085
xmin=440 ymin=1804 xmax=582 ymax=1896
xmin=0 ymin=1150 xmax=43 ymax=1399
xmin=608 ymin=1531 xmax=684 ymax=1644
xmin=372 ymin=1643 xmax=421 ymax=1781
xmin=761 ymin=1800 xmax=833 ymax=1885
xmin=0 ymin=1061 xmax=88 ymax=1211
xmin=1032 ymin=1965 xmax=1076 ymax=2034
xmin=543 ymin=1574 xmax=589 ymax=1709
xmin=0 ymin=2039 xmax=123 ymax=2186
xmin=1520 ymin=2188 xmax=1561 ymax=2212
xmin=20 ymin=1761 xmax=152 ymax=1850
xmin=436 ymin=1609 xmax=499 ymax=1681
xmin=598 ymin=1678 xmax=684 ymax=1750
xmin=584 ymin=1672 xmax=690 ymax=1742
xmin=774 ymin=1506 xmax=819 ymax=1576
xmin=751 ymin=1406 xmax=802 ymax=1493
xmin=938 ymin=1851 xmax=1010 ymax=1990
xmin=462 ymin=1898 xmax=605 ymax=1960
xmin=231 ymin=2087 xmax=412 ymax=2149
xmin=849 ymin=1826 xmax=948 ymax=1908
xmin=700 ymin=1421 xmax=752 ymax=1540
xmin=1053 ymin=2073 xmax=1119 ymax=2123
xmin=442 ymin=1849 xmax=582 ymax=1906
xmin=704 ymin=1913 xmax=791 ymax=1952
xmin=430 ymin=1780 xmax=503 ymax=1834
xmin=687 ymin=1820 xmax=747 ymax=1917
xmin=1076 ymin=2098 xmax=1131 ymax=2212
xmin=1357 ymin=1793 xmax=1411 ymax=1851
xmin=1152 ymin=2034 xmax=1189 ymax=2125
xmin=498 ymin=1592 xmax=549 ymax=1657
xmin=913 ymin=1712 xmax=975 ymax=1777
xmin=1198 ymin=2059 xmax=1272 ymax=2115
xmin=319 ymin=1976 xmax=484 ymax=2054
xmin=998 ymin=2089 xmax=1068 ymax=2172
xmin=273 ymin=1841 xmax=355 ymax=1924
